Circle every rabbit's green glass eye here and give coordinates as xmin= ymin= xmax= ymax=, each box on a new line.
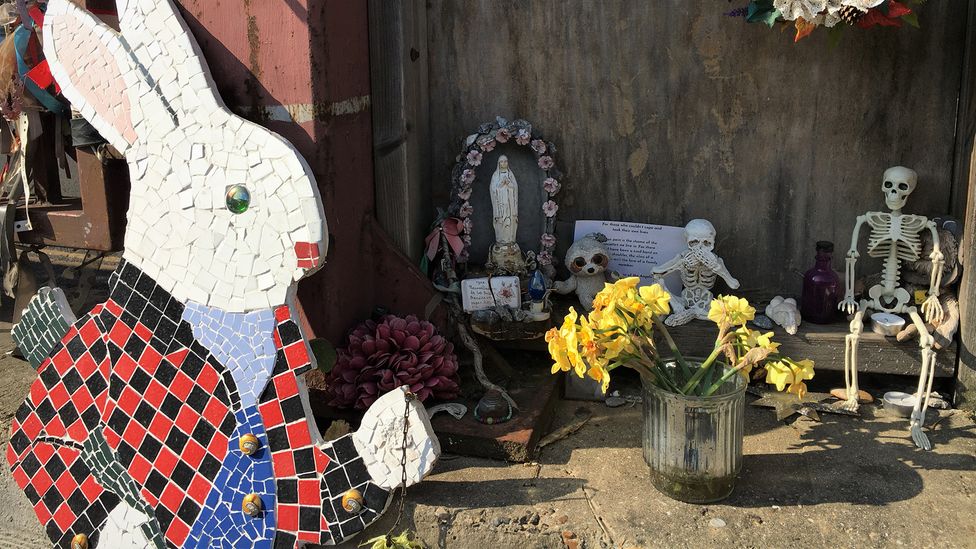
xmin=226 ymin=185 xmax=250 ymax=214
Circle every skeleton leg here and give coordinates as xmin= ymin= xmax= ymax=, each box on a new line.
xmin=907 ymin=308 xmax=935 ymax=450
xmin=840 ymin=305 xmax=868 ymax=412
xmin=664 ymin=294 xmax=695 ymax=326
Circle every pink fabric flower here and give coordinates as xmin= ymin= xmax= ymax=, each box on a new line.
xmin=543 ymin=177 xmax=561 ymax=194
xmin=538 ymin=251 xmax=553 ymax=266
xmin=462 ymin=234 xmax=472 ymax=246
xmin=515 ymin=129 xmax=531 ymax=145
xmin=542 ymin=200 xmax=558 ymax=217
xmin=462 ymin=217 xmax=473 ymax=233
xmin=540 ymin=233 xmax=556 ymax=248
xmin=325 ymin=314 xmax=461 ymax=409
xmin=531 ymin=139 xmax=547 ymax=155
xmin=495 ymin=128 xmax=511 ymax=143
xmin=538 ymin=156 xmax=554 ymax=170
xmin=458 ymin=187 xmax=472 ymax=201
xmin=466 ymin=150 xmax=483 ymax=166
xmin=479 ymin=137 xmax=496 ymax=152
xmin=461 ymin=169 xmax=476 ymax=185
xmin=459 ymin=202 xmax=474 ymax=218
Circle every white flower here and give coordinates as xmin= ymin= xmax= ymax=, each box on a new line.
xmin=774 ymin=0 xmax=827 ymax=21
xmin=838 ymin=0 xmax=884 ymax=10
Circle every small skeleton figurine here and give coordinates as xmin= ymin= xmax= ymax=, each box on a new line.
xmin=653 ymin=219 xmax=739 ymax=326
xmin=838 ymin=166 xmax=944 ymax=450
xmin=554 ymin=233 xmax=619 ymax=311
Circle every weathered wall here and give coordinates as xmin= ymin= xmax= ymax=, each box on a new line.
xmin=177 ymin=0 xmax=437 ymax=343
xmin=426 ymin=2 xmax=969 ymax=295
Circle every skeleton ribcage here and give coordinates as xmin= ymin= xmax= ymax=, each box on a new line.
xmin=866 ymin=214 xmax=926 ymax=262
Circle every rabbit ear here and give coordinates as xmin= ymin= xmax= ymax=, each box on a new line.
xmin=43 ymin=0 xmax=145 ymax=153
xmin=115 ymin=0 xmax=223 ymax=116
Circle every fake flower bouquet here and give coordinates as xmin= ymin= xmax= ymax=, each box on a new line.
xmin=727 ymin=0 xmax=925 ymax=43
xmin=545 ymin=277 xmax=815 ymax=398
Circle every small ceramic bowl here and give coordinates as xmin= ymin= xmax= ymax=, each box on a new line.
xmin=871 ymin=312 xmax=906 ymax=336
xmin=883 ymin=391 xmax=917 ymax=417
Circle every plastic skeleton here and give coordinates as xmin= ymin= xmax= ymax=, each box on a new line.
xmin=838 ymin=166 xmax=944 ymax=450
xmin=652 ymin=219 xmax=739 ymax=326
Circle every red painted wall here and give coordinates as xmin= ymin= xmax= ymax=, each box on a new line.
xmin=175 ymin=0 xmax=436 ymax=344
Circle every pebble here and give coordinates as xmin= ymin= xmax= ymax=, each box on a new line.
xmin=492 ymin=517 xmax=509 ymax=527
xmin=530 ymin=512 xmax=540 ymax=525
xmin=565 ymin=541 xmax=579 ymax=549
xmin=561 ymin=530 xmax=575 ymax=541
xmin=434 ymin=507 xmax=450 ymax=522
xmin=557 ymin=514 xmax=569 ymax=524
xmin=709 ymin=518 xmax=727 ymax=528
xmin=752 ymin=314 xmax=774 ymax=329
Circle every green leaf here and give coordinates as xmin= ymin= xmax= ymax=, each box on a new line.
xmin=747 ymin=0 xmax=781 ymax=27
xmin=901 ymin=12 xmax=920 ymax=28
xmin=310 ymin=338 xmax=337 ymax=374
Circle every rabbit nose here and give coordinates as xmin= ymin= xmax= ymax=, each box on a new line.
xmin=295 ymin=242 xmax=320 ymax=269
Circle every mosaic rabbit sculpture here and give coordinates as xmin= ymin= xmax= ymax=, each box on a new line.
xmin=6 ymin=1 xmax=439 ymax=547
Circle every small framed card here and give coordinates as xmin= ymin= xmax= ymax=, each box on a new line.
xmin=461 ymin=276 xmax=521 ymax=312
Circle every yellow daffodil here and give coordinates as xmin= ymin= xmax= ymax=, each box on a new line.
xmin=734 ymin=327 xmax=780 ymax=353
xmin=638 ymin=283 xmax=671 ymax=316
xmin=587 ymin=364 xmax=612 ymax=394
xmin=708 ymin=295 xmax=756 ymax=327
xmin=601 ymin=333 xmax=634 ymax=363
xmin=764 ymin=358 xmax=816 ymax=399
xmin=577 ymin=316 xmax=602 ymax=365
xmin=764 ymin=360 xmax=792 ymax=392
xmin=545 ymin=328 xmax=572 ymax=375
xmin=559 ymin=308 xmax=587 ymax=378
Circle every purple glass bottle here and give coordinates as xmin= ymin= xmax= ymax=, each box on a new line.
xmin=801 ymin=241 xmax=841 ymax=324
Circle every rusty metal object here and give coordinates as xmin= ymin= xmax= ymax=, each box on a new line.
xmin=15 ymin=148 xmax=129 ymax=251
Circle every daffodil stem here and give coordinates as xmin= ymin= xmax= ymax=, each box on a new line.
xmin=649 ymin=361 xmax=683 ymax=394
xmin=679 ymin=343 xmax=726 ymax=395
xmin=702 ymin=366 xmax=744 ymax=397
xmin=652 ymin=317 xmax=692 ymax=380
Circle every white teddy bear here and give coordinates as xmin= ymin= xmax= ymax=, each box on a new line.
xmin=553 ymin=233 xmax=619 ymax=311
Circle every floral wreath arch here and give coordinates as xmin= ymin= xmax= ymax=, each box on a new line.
xmin=441 ymin=117 xmax=562 ymax=274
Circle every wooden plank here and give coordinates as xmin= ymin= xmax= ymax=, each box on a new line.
xmin=956 ymin=0 xmax=976 ymax=410
xmin=951 ymin=0 xmax=976 ymax=220
xmin=368 ymin=0 xmax=430 ymax=260
xmin=425 ymin=2 xmax=967 ymax=297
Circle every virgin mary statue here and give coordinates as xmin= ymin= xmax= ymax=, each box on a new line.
xmin=487 ymin=155 xmax=525 ymax=273
xmin=489 ymin=155 xmax=518 ymax=244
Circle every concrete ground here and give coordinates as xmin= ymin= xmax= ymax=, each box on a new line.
xmin=3 ymin=332 xmax=974 ymax=549
xmin=342 ymin=395 xmax=976 ymax=549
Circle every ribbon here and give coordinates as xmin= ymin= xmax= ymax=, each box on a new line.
xmin=424 ymin=217 xmax=464 ymax=261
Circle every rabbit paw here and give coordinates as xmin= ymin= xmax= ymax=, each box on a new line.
xmin=351 ymin=387 xmax=440 ymax=489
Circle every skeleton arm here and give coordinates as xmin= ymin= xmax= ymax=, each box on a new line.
xmin=651 ymin=253 xmax=685 ymax=285
xmin=839 ymin=215 xmax=865 ymax=313
xmin=713 ymin=256 xmax=739 ymax=289
xmin=921 ymin=221 xmax=945 ymax=323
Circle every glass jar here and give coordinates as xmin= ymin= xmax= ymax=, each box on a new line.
xmin=641 ymin=360 xmax=745 ymax=503
xmin=801 ymin=240 xmax=841 ymax=324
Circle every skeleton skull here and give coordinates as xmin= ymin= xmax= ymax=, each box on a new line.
xmin=882 ymin=166 xmax=917 ymax=211
xmin=685 ymin=219 xmax=716 ymax=251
